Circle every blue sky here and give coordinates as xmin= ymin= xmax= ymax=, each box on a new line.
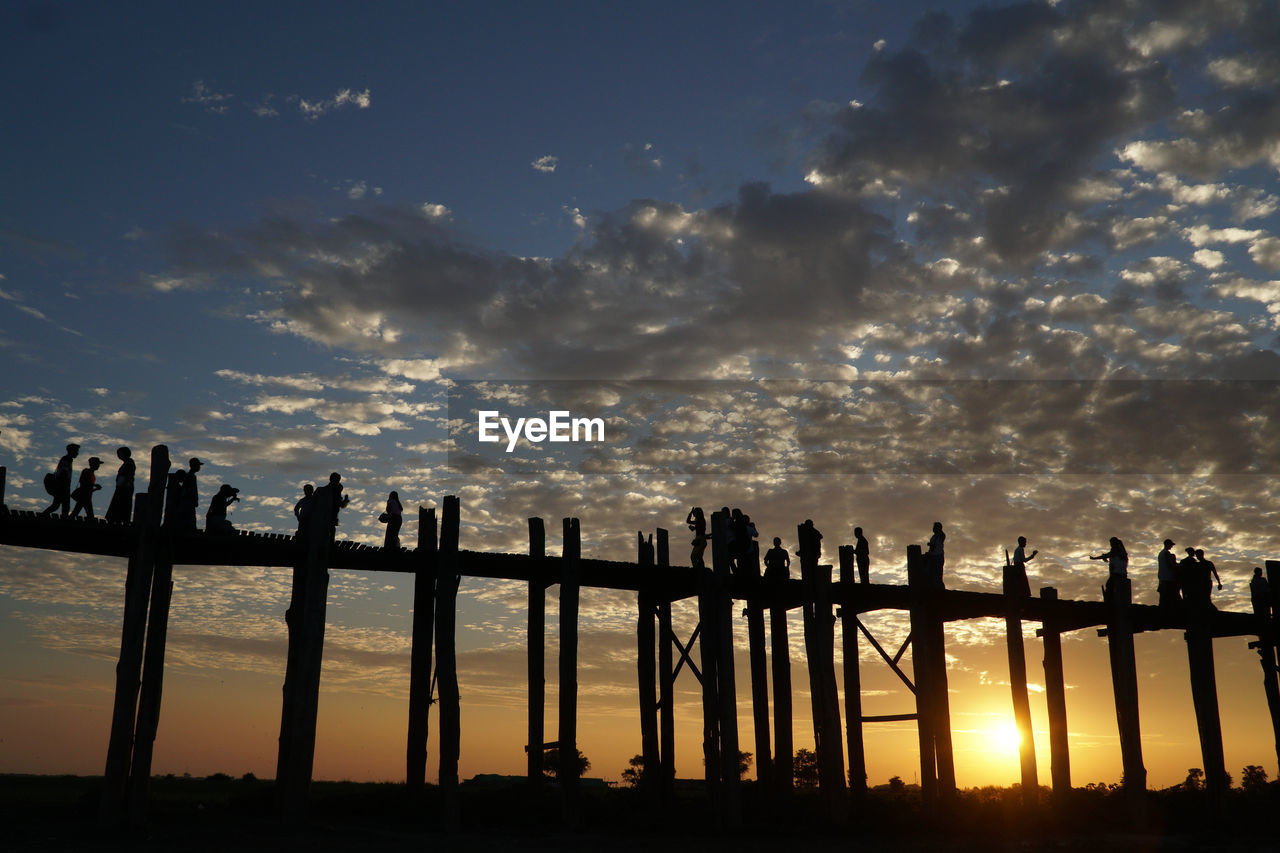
xmin=3 ymin=0 xmax=1280 ymax=788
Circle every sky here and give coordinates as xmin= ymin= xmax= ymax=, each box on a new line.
xmin=3 ymin=0 xmax=1280 ymax=790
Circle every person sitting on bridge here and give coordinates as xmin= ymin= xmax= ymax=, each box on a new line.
xmin=763 ymin=536 xmax=790 ymax=582
xmin=40 ymin=443 xmax=79 ymax=517
xmin=69 ymin=456 xmax=103 ymax=520
xmin=206 ymin=484 xmax=239 ymax=534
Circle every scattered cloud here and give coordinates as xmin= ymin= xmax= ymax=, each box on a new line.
xmin=531 ymin=155 xmax=558 ymax=173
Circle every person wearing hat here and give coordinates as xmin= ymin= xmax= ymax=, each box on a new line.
xmin=1157 ymin=538 xmax=1180 ymax=611
xmin=70 ymin=456 xmax=104 ymax=519
xmin=40 ymin=443 xmax=80 ymax=516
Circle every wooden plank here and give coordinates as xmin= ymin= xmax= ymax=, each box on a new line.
xmin=1185 ymin=613 xmax=1227 ymax=815
xmin=127 ymin=530 xmax=175 ymax=823
xmin=710 ymin=511 xmax=741 ymax=827
xmin=559 ymin=517 xmax=581 ymax=826
xmin=770 ymin=568 xmax=793 ymax=797
xmin=839 ymin=546 xmax=866 ymax=796
xmin=697 ymin=513 xmax=722 ymax=815
xmin=436 ymin=496 xmax=461 ymax=830
xmin=406 ymin=507 xmax=437 ymax=790
xmin=907 ymin=544 xmax=937 ymax=813
xmin=637 ymin=532 xmax=660 ymax=797
xmin=1106 ymin=577 xmax=1146 ymax=827
xmin=99 ymin=445 xmax=169 ymax=824
xmin=744 ymin=544 xmax=772 ymax=790
xmin=527 ymin=517 xmax=545 ymax=784
xmin=656 ymin=528 xmax=675 ymax=802
xmin=1003 ymin=565 xmax=1038 ymax=808
xmin=1040 ymin=587 xmax=1071 ymax=797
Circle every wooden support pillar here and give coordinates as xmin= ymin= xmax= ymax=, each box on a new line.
xmin=770 ymin=560 xmax=793 ymax=797
xmin=907 ymin=544 xmax=938 ymax=813
xmin=126 ymin=525 xmax=176 ymax=824
xmin=559 ymin=517 xmax=581 ymax=825
xmin=1039 ymin=587 xmax=1071 ymax=797
xmin=406 ymin=507 xmax=437 ymax=790
xmin=710 ymin=511 xmax=742 ymax=827
xmin=656 ymin=528 xmax=675 ymax=802
xmin=0 ymin=465 xmax=6 ymax=508
xmin=697 ymin=514 xmax=722 ymax=813
xmin=436 ymin=496 xmax=461 ymax=830
xmin=838 ymin=545 xmax=866 ymax=796
xmin=637 ymin=532 xmax=661 ymax=796
xmin=527 ymin=517 xmax=546 ymax=784
xmin=928 ymin=606 xmax=956 ymax=803
xmin=1251 ymin=565 xmax=1280 ymax=772
xmin=279 ymin=483 xmax=336 ymax=820
xmin=1104 ymin=576 xmax=1146 ymax=826
xmin=744 ymin=541 xmax=772 ymax=790
xmin=1185 ymin=614 xmax=1227 ymax=815
xmin=100 ymin=445 xmax=169 ymax=824
xmin=799 ymin=522 xmax=845 ymax=821
xmin=1003 ymin=565 xmax=1038 ymax=808
xmin=275 ymin=493 xmax=311 ymax=795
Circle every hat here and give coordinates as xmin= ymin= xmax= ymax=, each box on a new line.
xmin=189 ymin=457 xmax=202 ymax=468
xmin=67 ymin=443 xmax=81 ymax=451
xmin=88 ymin=457 xmax=103 ymax=466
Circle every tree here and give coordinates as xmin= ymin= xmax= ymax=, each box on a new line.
xmin=736 ymin=751 xmax=753 ymax=781
xmin=888 ymin=775 xmax=905 ymax=793
xmin=1184 ymin=767 xmax=1204 ymax=790
xmin=1242 ymin=765 xmax=1268 ymax=791
xmin=543 ymin=747 xmax=590 ymax=781
xmin=793 ymin=748 xmax=819 ymax=789
xmin=621 ymin=754 xmax=644 ymax=789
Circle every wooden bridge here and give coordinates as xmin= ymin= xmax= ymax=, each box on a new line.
xmin=1 ymin=447 xmax=1279 ymax=830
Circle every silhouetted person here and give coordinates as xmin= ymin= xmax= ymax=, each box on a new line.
xmin=206 ymin=484 xmax=239 ymax=534
xmin=105 ymin=447 xmax=135 ymax=524
xmin=178 ymin=457 xmax=202 ymax=531
xmin=745 ymin=515 xmax=759 ymax=564
xmin=164 ymin=469 xmax=186 ymax=528
xmin=925 ymin=521 xmax=945 ymax=589
xmin=69 ymin=456 xmax=103 ymax=519
xmin=293 ymin=483 xmax=315 ymax=536
xmin=854 ymin=526 xmax=870 ymax=584
xmin=1250 ymin=568 xmax=1272 ymax=620
xmin=1157 ymin=538 xmax=1181 ymax=611
xmin=729 ymin=507 xmax=748 ymax=570
xmin=1195 ymin=549 xmax=1222 ymax=610
xmin=1177 ymin=547 xmax=1199 ymax=608
xmin=763 ymin=536 xmax=790 ymax=582
xmin=318 ymin=472 xmax=349 ymax=528
xmin=1091 ymin=537 xmax=1127 ymax=601
xmin=382 ymin=490 xmax=403 ymax=549
xmin=1011 ymin=535 xmax=1037 ymax=597
xmin=686 ymin=507 xmax=707 ymax=568
xmin=40 ymin=443 xmax=79 ymax=516
xmin=795 ymin=519 xmax=823 ymax=567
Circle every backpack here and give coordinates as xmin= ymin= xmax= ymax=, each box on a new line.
xmin=43 ymin=472 xmax=57 ymax=496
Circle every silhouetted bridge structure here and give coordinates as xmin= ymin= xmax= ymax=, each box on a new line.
xmin=1 ymin=448 xmax=1279 ymax=830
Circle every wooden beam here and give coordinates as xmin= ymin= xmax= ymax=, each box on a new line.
xmin=406 ymin=507 xmax=437 ymax=790
xmin=710 ymin=511 xmax=741 ymax=827
xmin=1040 ymin=587 xmax=1071 ymax=797
xmin=697 ymin=513 xmax=722 ymax=816
xmin=907 ymin=544 xmax=937 ymax=813
xmin=559 ymin=517 xmax=581 ymax=826
xmin=1185 ymin=612 xmax=1227 ymax=816
xmin=839 ymin=546 xmax=866 ymax=796
xmin=100 ymin=445 xmax=169 ymax=825
xmin=126 ymin=526 xmax=176 ymax=824
xmin=855 ymin=618 xmax=915 ymax=694
xmin=436 ymin=496 xmax=461 ymax=830
xmin=527 ymin=517 xmax=545 ymax=784
xmin=637 ymin=532 xmax=661 ymax=797
xmin=1105 ymin=577 xmax=1146 ymax=827
xmin=744 ymin=544 xmax=772 ymax=791
xmin=1003 ymin=565 xmax=1038 ymax=808
xmin=656 ymin=528 xmax=675 ymax=803
xmin=770 ymin=566 xmax=794 ymax=797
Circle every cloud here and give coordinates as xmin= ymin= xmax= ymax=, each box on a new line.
xmin=181 ymin=80 xmax=233 ymax=114
xmin=531 ymin=155 xmax=558 ymax=173
xmin=296 ymin=87 xmax=372 ymax=119
xmin=623 ymin=142 xmax=662 ymax=174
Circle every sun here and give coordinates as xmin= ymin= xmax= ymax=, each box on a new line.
xmin=988 ymin=721 xmax=1023 ymax=753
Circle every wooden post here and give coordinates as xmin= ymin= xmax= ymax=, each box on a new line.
xmin=744 ymin=542 xmax=772 ymax=790
xmin=697 ymin=513 xmax=722 ymax=814
xmin=907 ymin=544 xmax=937 ymax=812
xmin=559 ymin=517 xmax=581 ymax=825
xmin=279 ymin=483 xmax=335 ymax=819
xmin=1185 ymin=613 xmax=1227 ymax=815
xmin=1040 ymin=587 xmax=1071 ymax=796
xmin=710 ymin=511 xmax=742 ymax=827
xmin=637 ymin=532 xmax=661 ymax=796
xmin=100 ymin=445 xmax=169 ymax=824
xmin=0 ymin=465 xmax=6 ymax=508
xmin=436 ymin=496 xmax=461 ymax=829
xmin=406 ymin=507 xmax=437 ymax=790
xmin=126 ymin=525 xmax=176 ymax=824
xmin=275 ymin=491 xmax=311 ymax=795
xmin=1105 ymin=576 xmax=1146 ymax=826
xmin=1003 ymin=565 xmax=1038 ymax=808
xmin=528 ymin=517 xmax=546 ymax=784
xmin=839 ymin=545 xmax=866 ymax=796
xmin=656 ymin=528 xmax=676 ymax=802
xmin=799 ymin=523 xmax=845 ymax=820
xmin=770 ymin=558 xmax=793 ymax=797
xmin=1250 ymin=566 xmax=1280 ymax=772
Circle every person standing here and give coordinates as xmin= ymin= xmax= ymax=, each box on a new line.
xmin=1011 ymin=536 xmax=1037 ymax=597
xmin=1195 ymin=549 xmax=1222 ymax=609
xmin=1091 ymin=537 xmax=1128 ymax=601
xmin=686 ymin=507 xmax=707 ymax=569
xmin=105 ymin=447 xmax=136 ymax=524
xmin=1156 ymin=539 xmax=1181 ymax=611
xmin=179 ymin=457 xmax=202 ymax=531
xmin=763 ymin=536 xmax=790 ymax=582
xmin=382 ymin=490 xmax=404 ymax=550
xmin=1250 ymin=567 xmax=1272 ymax=620
xmin=70 ymin=456 xmax=103 ymax=519
xmin=854 ymin=526 xmax=870 ymax=584
xmin=40 ymin=443 xmax=79 ymax=516
xmin=926 ymin=521 xmax=946 ymax=589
